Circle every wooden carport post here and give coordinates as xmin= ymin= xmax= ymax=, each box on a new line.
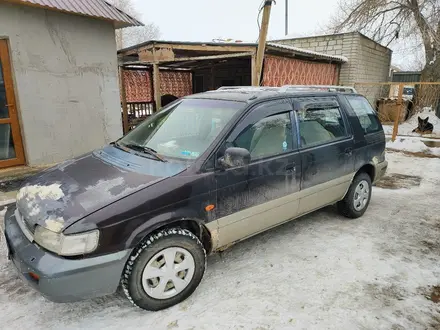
xmin=153 ymin=48 xmax=162 ymax=111
xmin=391 ymin=83 xmax=404 ymax=142
xmin=253 ymin=0 xmax=274 ymax=86
xmin=119 ymin=66 xmax=129 ymax=135
xmin=153 ymin=64 xmax=161 ymax=111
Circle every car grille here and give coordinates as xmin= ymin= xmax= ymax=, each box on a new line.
xmin=14 ymin=208 xmax=34 ymax=242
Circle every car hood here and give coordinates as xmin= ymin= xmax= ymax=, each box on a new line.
xmin=16 ymin=145 xmax=187 ymax=233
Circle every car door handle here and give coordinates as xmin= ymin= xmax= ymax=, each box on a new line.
xmin=345 ymin=148 xmax=353 ymax=156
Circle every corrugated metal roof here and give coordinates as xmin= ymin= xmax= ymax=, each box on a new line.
xmin=12 ymin=0 xmax=143 ymax=28
xmin=267 ymin=42 xmax=348 ymax=63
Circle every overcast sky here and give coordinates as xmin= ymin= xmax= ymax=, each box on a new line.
xmin=134 ymin=0 xmax=334 ymax=41
xmin=133 ymin=0 xmax=419 ymax=69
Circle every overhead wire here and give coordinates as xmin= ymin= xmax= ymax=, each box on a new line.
xmin=256 ymin=0 xmax=265 ymax=42
xmin=256 ymin=1 xmax=276 ymax=42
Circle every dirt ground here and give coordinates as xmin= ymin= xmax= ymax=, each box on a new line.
xmin=1 ymin=151 xmax=440 ymax=330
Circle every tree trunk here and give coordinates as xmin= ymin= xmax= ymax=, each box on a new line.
xmin=415 ymin=48 xmax=439 ymax=112
xmin=410 ymin=0 xmax=439 ymax=82
xmin=409 ymin=0 xmax=440 ymax=111
xmin=421 ymin=59 xmax=440 ymax=82
xmin=420 ymin=39 xmax=440 ymax=82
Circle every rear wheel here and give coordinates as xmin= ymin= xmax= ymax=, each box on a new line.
xmin=121 ymin=228 xmax=206 ymax=311
xmin=337 ymin=172 xmax=372 ymax=219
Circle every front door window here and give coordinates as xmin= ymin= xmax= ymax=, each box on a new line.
xmin=233 ymin=112 xmax=293 ymax=160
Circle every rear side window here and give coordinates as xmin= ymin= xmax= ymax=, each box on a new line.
xmin=346 ymin=95 xmax=381 ymax=134
xmin=298 ymin=106 xmax=347 ymax=147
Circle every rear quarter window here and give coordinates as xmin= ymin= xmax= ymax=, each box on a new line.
xmin=346 ymin=95 xmax=381 ymax=134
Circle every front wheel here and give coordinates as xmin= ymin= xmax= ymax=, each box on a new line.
xmin=337 ymin=172 xmax=372 ymax=219
xmin=121 ymin=228 xmax=207 ymax=311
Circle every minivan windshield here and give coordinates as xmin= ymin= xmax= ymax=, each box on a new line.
xmin=118 ymin=98 xmax=243 ymax=161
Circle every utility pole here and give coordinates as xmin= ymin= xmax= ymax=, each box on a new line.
xmin=253 ymin=0 xmax=274 ymax=86
xmin=285 ymin=0 xmax=288 ymax=36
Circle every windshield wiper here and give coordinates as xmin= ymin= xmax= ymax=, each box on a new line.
xmin=117 ymin=142 xmax=167 ymax=162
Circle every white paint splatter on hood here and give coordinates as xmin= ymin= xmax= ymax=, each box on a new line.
xmin=17 ymin=184 xmax=65 ymax=201
xmin=16 ymin=184 xmax=66 ymax=233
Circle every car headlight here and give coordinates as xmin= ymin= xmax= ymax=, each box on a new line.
xmin=34 ymin=226 xmax=99 ymax=256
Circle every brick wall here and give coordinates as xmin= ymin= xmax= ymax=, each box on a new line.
xmin=356 ymin=35 xmax=393 ymax=103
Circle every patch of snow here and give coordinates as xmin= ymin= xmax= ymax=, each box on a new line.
xmin=16 ymin=184 xmax=65 ymax=223
xmin=28 ymin=205 xmax=41 ymax=217
xmin=44 ymin=217 xmax=65 ymax=233
xmin=267 ymin=42 xmax=348 ymax=62
xmin=0 ymin=199 xmax=16 ymax=207
xmin=386 ymin=138 xmax=440 ymax=156
xmin=79 ymin=177 xmax=132 ymax=210
xmin=17 ymin=184 xmax=64 ymax=201
xmin=383 ymin=107 xmax=440 ymax=137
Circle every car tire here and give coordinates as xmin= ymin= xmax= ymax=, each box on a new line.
xmin=121 ymin=228 xmax=206 ymax=311
xmin=337 ymin=172 xmax=372 ymax=219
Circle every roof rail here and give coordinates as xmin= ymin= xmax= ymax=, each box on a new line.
xmin=216 ymin=86 xmax=279 ymax=91
xmin=279 ymin=85 xmax=357 ymax=93
xmin=214 ymin=85 xmax=358 ymax=94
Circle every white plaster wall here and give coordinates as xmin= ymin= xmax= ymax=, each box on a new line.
xmin=0 ymin=3 xmax=123 ymax=165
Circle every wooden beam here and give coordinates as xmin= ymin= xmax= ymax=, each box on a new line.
xmin=157 ymin=43 xmax=256 ymax=53
xmin=160 ymin=52 xmax=253 ymax=64
xmin=122 ymin=52 xmax=253 ymax=66
xmin=255 ymin=1 xmax=274 ymax=86
xmin=121 ymin=43 xmax=256 ymax=58
xmin=153 ymin=63 xmax=162 ymax=111
xmin=210 ymin=65 xmax=215 ymax=90
xmin=119 ymin=66 xmax=129 ymax=134
xmin=119 ymin=43 xmax=155 ymax=57
xmin=149 ymin=70 xmax=155 ymax=105
xmin=139 ymin=47 xmax=175 ymax=62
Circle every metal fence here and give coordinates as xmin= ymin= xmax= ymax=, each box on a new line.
xmin=121 ymin=102 xmax=155 ymax=132
xmin=354 ymin=82 xmax=440 ymax=115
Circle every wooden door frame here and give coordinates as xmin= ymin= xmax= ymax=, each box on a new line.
xmin=0 ymin=39 xmax=25 ymax=168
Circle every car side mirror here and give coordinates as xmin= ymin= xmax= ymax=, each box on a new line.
xmin=217 ymin=147 xmax=251 ymax=169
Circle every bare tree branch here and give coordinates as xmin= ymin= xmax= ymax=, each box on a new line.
xmin=108 ymin=0 xmax=161 ymax=49
xmin=329 ymin=0 xmax=439 ymax=81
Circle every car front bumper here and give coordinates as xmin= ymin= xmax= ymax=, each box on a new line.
xmin=3 ymin=205 xmax=131 ymax=303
